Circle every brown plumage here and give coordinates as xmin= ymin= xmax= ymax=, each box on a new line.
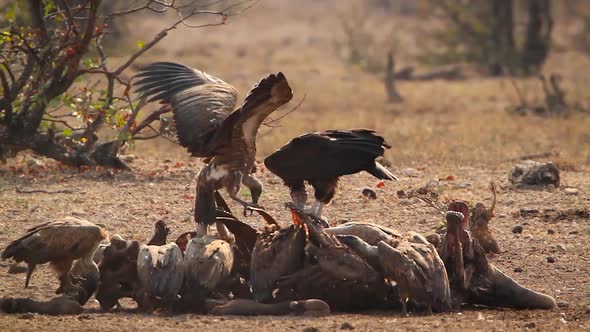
xmin=1 ymin=217 xmax=107 ymax=302
xmin=147 ymin=219 xmax=170 ymax=246
xmin=134 ymin=62 xmax=293 ymax=237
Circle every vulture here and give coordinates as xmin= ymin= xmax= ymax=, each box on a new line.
xmin=1 ymin=217 xmax=107 ymax=301
xmin=134 ymin=62 xmax=293 ymax=237
xmin=137 ymin=242 xmax=184 ymax=310
xmin=264 ymin=129 xmax=396 ymax=219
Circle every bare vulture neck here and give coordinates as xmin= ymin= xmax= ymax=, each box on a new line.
xmin=211 ymin=148 xmax=256 ymax=172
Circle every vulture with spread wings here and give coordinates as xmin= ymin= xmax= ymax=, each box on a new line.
xmin=134 ymin=62 xmax=293 ymax=237
xmin=264 ymin=129 xmax=396 ymax=219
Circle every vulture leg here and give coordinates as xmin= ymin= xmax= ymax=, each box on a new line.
xmin=196 ymin=223 xmax=208 ymax=238
xmin=288 ymin=180 xmax=308 ymax=210
xmin=226 ymin=171 xmax=263 ymax=216
xmin=24 ymin=263 xmax=36 ymax=289
xmin=308 ymin=178 xmax=337 ymax=220
xmin=242 ymin=174 xmax=263 ymax=205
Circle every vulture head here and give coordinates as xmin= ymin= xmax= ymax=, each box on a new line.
xmin=95 ymin=237 xmax=141 ymax=310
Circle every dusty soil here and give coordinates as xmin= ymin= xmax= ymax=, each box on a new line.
xmin=2 ymin=0 xmax=590 ymax=330
xmin=0 ymin=155 xmax=589 ymax=331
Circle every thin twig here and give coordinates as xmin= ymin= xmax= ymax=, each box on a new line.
xmin=263 ymin=93 xmax=306 ymax=127
xmin=16 ymin=187 xmax=81 ymax=194
xmin=406 ymin=191 xmax=446 ymax=216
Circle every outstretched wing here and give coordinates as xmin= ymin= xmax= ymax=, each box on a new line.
xmin=210 ymin=72 xmax=293 ymax=152
xmin=134 ymin=62 xmax=238 ymax=157
xmin=264 ymin=129 xmax=394 ymax=181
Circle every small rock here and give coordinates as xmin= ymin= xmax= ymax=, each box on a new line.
xmin=302 ymin=327 xmax=318 ymax=332
xmin=564 ymin=188 xmax=579 ymax=195
xmin=547 ymin=256 xmax=556 ymax=263
xmin=396 ymin=190 xmax=406 ymax=198
xmin=556 ymin=244 xmax=566 ymax=253
xmin=524 ymin=234 xmax=533 ymax=240
xmin=523 ymin=322 xmax=536 ymax=329
xmin=512 ymin=225 xmax=523 ymax=234
xmin=569 ymin=231 xmax=579 ymax=235
xmin=557 ymin=301 xmax=569 ymax=309
xmin=519 ymin=207 xmax=539 ymax=217
xmin=362 ymin=188 xmax=377 ymax=200
xmin=452 ymin=181 xmax=472 ymax=189
xmin=401 ymin=168 xmax=419 ymax=177
xmin=340 ymin=322 xmax=355 ymax=330
xmin=514 ymin=267 xmax=524 ymax=273
xmin=120 ymin=154 xmax=136 ymax=163
xmin=547 ymin=229 xmax=555 ymax=235
xmin=398 ymin=199 xmax=413 ymax=206
xmin=77 ymin=314 xmax=92 ymax=320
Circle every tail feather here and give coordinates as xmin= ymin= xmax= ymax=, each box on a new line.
xmin=366 ymin=162 xmax=397 ymax=181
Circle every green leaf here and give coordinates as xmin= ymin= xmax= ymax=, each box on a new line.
xmin=63 ymin=128 xmax=73 ymax=137
xmin=135 ymin=40 xmax=145 ymax=49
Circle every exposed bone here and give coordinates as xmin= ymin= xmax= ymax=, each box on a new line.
xmin=324 ymin=222 xmax=402 ymax=247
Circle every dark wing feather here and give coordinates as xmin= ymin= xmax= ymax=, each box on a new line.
xmin=210 ymin=72 xmax=293 ymax=152
xmin=133 ymin=62 xmax=238 ymax=156
xmin=264 ymin=129 xmax=394 ymax=182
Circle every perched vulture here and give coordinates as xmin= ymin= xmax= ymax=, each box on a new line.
xmin=183 ymin=235 xmax=234 ymax=300
xmin=1 ymin=217 xmax=107 ymax=302
xmin=134 ymin=62 xmax=293 ymax=237
xmin=264 ymin=129 xmax=396 ymax=218
xmin=137 ymin=242 xmax=184 ymax=309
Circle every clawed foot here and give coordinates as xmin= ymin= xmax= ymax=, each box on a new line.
xmin=242 ymin=203 xmax=264 ymax=217
xmin=284 ymin=203 xmax=329 ymax=228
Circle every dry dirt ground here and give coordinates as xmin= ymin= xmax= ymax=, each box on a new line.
xmin=0 ymin=155 xmax=589 ymax=331
xmin=2 ymin=0 xmax=590 ymax=330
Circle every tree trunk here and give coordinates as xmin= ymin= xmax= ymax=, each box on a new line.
xmin=522 ymin=0 xmax=553 ymax=74
xmin=384 ymin=51 xmax=403 ymax=103
xmin=490 ymin=0 xmax=515 ymax=75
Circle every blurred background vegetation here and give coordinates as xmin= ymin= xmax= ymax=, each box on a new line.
xmin=1 ymin=0 xmax=590 ymax=169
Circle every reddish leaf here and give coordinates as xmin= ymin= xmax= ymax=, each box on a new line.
xmin=376 ymin=181 xmax=385 ymax=188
